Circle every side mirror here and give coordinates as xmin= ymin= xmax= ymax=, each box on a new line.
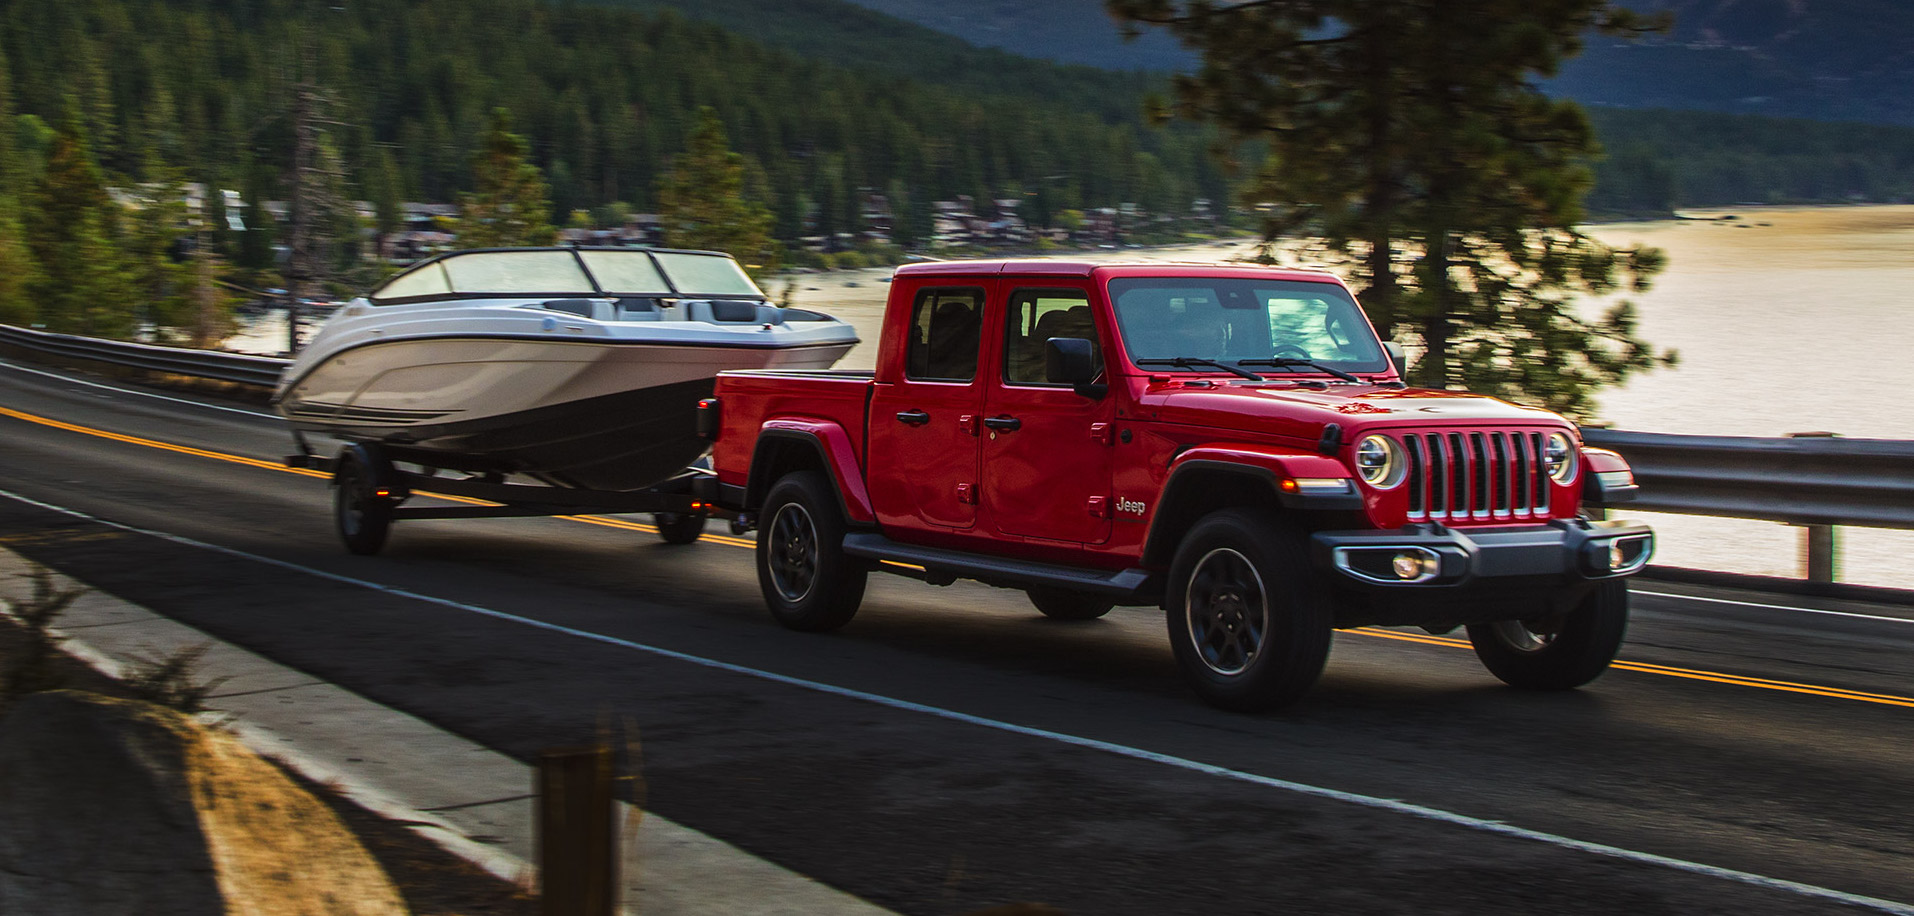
xmin=1045 ymin=337 xmax=1106 ymax=399
xmin=1384 ymin=341 xmax=1408 ymax=378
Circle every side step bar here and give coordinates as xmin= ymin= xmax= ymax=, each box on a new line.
xmin=841 ymin=533 xmax=1159 ymax=603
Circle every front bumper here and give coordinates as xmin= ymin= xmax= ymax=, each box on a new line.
xmin=1311 ymin=518 xmax=1654 ymax=588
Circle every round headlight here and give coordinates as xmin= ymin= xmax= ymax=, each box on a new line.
xmin=1544 ymin=432 xmax=1578 ymax=484
xmin=1355 ymin=435 xmax=1406 ymax=488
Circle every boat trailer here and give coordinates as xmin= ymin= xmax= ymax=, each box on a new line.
xmin=285 ymin=441 xmax=737 ymax=556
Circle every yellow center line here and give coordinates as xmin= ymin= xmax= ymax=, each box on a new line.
xmin=1351 ymin=626 xmax=1914 ymax=709
xmin=0 ymin=404 xmax=753 ymax=543
xmin=5 ymin=404 xmax=1906 ymax=709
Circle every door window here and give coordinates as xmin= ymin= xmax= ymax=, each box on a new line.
xmin=1002 ymin=288 xmax=1100 ymax=386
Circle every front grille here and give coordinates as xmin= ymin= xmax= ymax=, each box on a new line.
xmin=1402 ymin=430 xmax=1551 ymax=522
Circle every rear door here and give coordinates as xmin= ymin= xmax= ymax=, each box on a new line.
xmin=866 ymin=281 xmax=993 ymax=534
xmin=979 ymin=281 xmax=1116 ymax=545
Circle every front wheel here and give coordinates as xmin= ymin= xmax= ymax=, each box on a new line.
xmin=756 ymin=470 xmax=867 ymax=632
xmin=1166 ymin=510 xmax=1332 ymax=712
xmin=1467 ymin=580 xmax=1629 ymax=690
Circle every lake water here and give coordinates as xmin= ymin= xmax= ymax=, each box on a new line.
xmin=1581 ymin=206 xmax=1914 ymax=588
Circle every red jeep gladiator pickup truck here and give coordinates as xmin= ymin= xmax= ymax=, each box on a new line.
xmin=700 ymin=260 xmax=1651 ymax=710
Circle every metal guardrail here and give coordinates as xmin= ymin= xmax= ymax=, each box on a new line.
xmin=4 ymin=323 xmax=1910 ymax=577
xmin=0 ymin=324 xmax=287 ymax=388
xmin=1583 ymin=428 xmax=1914 ymax=531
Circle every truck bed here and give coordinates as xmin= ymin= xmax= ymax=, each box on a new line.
xmin=710 ymin=370 xmax=875 ymax=492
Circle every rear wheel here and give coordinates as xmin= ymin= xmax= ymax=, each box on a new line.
xmin=1026 ymin=588 xmax=1114 ymax=621
xmin=756 ymin=471 xmax=867 ymax=632
xmin=652 ymin=510 xmax=708 ymax=545
xmin=1166 ymin=510 xmax=1332 ymax=712
xmin=1467 ymin=580 xmax=1629 ymax=690
xmin=333 ymin=451 xmax=395 ymax=556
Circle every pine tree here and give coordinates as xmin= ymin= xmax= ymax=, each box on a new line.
xmin=657 ymin=107 xmax=778 ymax=275
xmin=0 ymin=45 xmax=37 ymax=326
xmin=24 ymin=113 xmax=136 ymax=337
xmin=455 ymin=108 xmax=557 ymax=248
xmin=1107 ymin=0 xmax=1677 ymax=417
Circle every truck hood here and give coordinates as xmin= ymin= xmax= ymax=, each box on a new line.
xmin=1136 ymin=380 xmax=1569 ymax=441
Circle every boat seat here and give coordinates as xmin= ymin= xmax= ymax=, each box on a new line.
xmin=687 ymin=300 xmax=783 ymax=325
xmin=614 ymin=298 xmax=661 ymax=321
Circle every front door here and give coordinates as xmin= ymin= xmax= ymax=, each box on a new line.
xmin=980 ymin=283 xmax=1116 ymax=545
xmin=866 ymin=282 xmax=992 ymax=534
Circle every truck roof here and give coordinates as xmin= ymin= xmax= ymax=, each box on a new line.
xmin=891 ymin=258 xmax=1345 ymax=284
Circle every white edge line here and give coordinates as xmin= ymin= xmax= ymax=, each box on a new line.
xmin=1636 ymin=588 xmax=1914 ymax=625
xmin=0 ymin=570 xmax=534 ymax=888
xmin=3 ymin=485 xmax=1910 ymax=916
xmin=0 ymin=358 xmax=279 ymax=419
xmin=1 ymin=370 xmax=1905 ymax=629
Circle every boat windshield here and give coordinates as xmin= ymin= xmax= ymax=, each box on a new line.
xmin=371 ymin=249 xmax=765 ymax=301
xmin=443 ymin=251 xmax=591 ymax=293
xmin=1108 ymin=276 xmax=1390 ymax=374
xmin=652 ymin=251 xmax=763 ymax=297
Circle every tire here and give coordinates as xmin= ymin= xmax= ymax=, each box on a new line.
xmin=756 ymin=470 xmax=867 ymax=632
xmin=1026 ymin=587 xmax=1114 ymax=621
xmin=333 ymin=452 xmax=395 ymax=556
xmin=1166 ymin=510 xmax=1333 ymax=712
xmin=652 ymin=510 xmax=708 ymax=545
xmin=1467 ymin=579 xmax=1629 ymax=690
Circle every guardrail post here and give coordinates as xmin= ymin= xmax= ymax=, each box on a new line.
xmin=1802 ymin=524 xmax=1839 ymax=585
xmin=1788 ymin=432 xmax=1841 ymax=585
xmin=538 ymin=743 xmax=616 ymax=916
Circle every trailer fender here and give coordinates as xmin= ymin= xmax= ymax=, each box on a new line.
xmin=745 ymin=420 xmax=876 ymax=524
xmin=1141 ymin=445 xmax=1359 ymax=568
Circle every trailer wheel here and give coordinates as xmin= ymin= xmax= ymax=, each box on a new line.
xmin=1467 ymin=580 xmax=1628 ymax=690
xmin=757 ymin=470 xmax=866 ymax=632
xmin=333 ymin=451 xmax=395 ymax=556
xmin=1026 ymin=588 xmax=1114 ymax=621
xmin=1166 ymin=510 xmax=1332 ymax=712
xmin=652 ymin=511 xmax=708 ymax=545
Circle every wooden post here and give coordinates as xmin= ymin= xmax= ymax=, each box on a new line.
xmin=537 ymin=744 xmax=616 ymax=916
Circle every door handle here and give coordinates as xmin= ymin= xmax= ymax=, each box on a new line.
xmin=895 ymin=409 xmax=931 ymax=426
xmin=982 ymin=416 xmax=1022 ymax=432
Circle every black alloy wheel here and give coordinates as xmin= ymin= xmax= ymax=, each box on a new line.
xmin=1166 ymin=510 xmax=1333 ymax=712
xmin=755 ymin=470 xmax=867 ymax=632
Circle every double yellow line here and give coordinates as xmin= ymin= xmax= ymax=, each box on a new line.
xmin=0 ymin=405 xmax=758 ymax=550
xmin=3 ymin=403 xmax=1909 ymax=710
xmin=1358 ymin=627 xmax=1914 ymax=708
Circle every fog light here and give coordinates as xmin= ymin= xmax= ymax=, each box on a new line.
xmin=1609 ymin=541 xmax=1628 ymax=571
xmin=1393 ymin=551 xmax=1432 ymax=580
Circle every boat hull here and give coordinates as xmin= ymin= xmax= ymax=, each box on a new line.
xmin=278 ymin=335 xmax=851 ymax=490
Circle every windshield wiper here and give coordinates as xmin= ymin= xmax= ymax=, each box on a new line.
xmin=1236 ymin=357 xmax=1363 ymax=385
xmin=1136 ymin=357 xmax=1265 ymax=381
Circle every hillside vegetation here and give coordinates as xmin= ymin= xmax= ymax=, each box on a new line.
xmin=0 ymin=0 xmax=1230 ymax=244
xmin=1 ymin=0 xmax=1911 ymax=251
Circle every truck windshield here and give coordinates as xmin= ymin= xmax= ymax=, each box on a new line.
xmin=1108 ymin=277 xmax=1389 ymax=374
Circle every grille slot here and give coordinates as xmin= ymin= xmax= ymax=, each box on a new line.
xmin=1403 ymin=430 xmax=1554 ymax=522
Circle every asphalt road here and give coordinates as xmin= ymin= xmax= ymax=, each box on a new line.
xmin=2 ymin=358 xmax=1910 ymax=916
